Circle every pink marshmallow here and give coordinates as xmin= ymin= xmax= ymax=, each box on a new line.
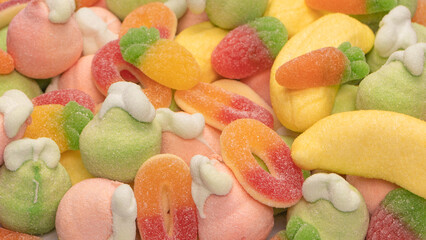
xmin=58 ymin=55 xmax=105 ymax=104
xmin=241 ymin=68 xmax=272 ymax=106
xmin=7 ymin=0 xmax=83 ymax=79
xmin=0 ymin=115 xmax=30 ymax=166
xmin=55 ymin=178 xmax=122 ymax=240
xmin=197 ymin=158 xmax=274 ymax=240
xmin=161 ymin=124 xmax=221 ymax=165
xmin=89 ymin=6 xmax=121 ymax=34
xmin=346 ymin=175 xmax=398 ymax=215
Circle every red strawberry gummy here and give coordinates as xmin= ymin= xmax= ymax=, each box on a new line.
xmin=211 ymin=16 xmax=287 ymax=79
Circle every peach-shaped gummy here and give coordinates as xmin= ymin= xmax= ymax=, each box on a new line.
xmin=220 ymin=118 xmax=304 ymax=208
xmin=161 ymin=124 xmax=221 ymax=165
xmin=92 ymin=39 xmax=172 ymax=108
xmin=58 ymin=55 xmax=105 ymax=105
xmin=7 ymin=0 xmax=83 ymax=79
xmin=120 ymin=27 xmax=201 ymax=90
xmin=0 ymin=227 xmax=40 ymax=239
xmin=197 ymin=158 xmax=274 ymax=240
xmin=134 ymin=154 xmax=197 ymax=239
xmin=120 ymin=2 xmax=177 ymax=39
xmin=55 ymin=178 xmax=122 ymax=240
xmin=175 ymin=82 xmax=274 ymax=131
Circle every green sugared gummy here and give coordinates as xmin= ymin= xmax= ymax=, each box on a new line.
xmin=382 ymin=188 xmax=426 ymax=237
xmin=119 ymin=27 xmax=160 ymax=66
xmin=366 ymin=0 xmax=397 ymax=13
xmin=338 ymin=42 xmax=370 ymax=83
xmin=286 ymin=216 xmax=321 ymax=240
xmin=248 ymin=16 xmax=288 ymax=58
xmin=0 ymin=161 xmax=71 ymax=235
xmin=63 ymin=101 xmax=94 ymax=150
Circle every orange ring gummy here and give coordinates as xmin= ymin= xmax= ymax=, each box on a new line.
xmin=220 ymin=119 xmax=303 ymax=208
xmin=174 ymin=82 xmax=274 ymax=131
xmin=134 ymin=154 xmax=197 ymax=239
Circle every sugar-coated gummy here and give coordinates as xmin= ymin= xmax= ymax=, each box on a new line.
xmin=119 ymin=27 xmax=160 ymax=66
xmin=62 ymin=101 xmax=94 ymax=150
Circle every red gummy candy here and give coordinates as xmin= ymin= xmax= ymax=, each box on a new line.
xmin=211 ymin=25 xmax=273 ymax=79
xmin=32 ymin=89 xmax=95 ymax=113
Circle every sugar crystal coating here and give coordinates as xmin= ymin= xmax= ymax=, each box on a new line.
xmin=120 ymin=27 xmax=160 ymax=66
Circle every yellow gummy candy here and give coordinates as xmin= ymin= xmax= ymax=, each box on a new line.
xmin=270 ymin=13 xmax=375 ymax=132
xmin=60 ymin=150 xmax=94 ymax=185
xmin=24 ymin=104 xmax=69 ymax=152
xmin=291 ymin=110 xmax=426 ymax=199
xmin=175 ymin=22 xmax=228 ymax=83
xmin=141 ymin=39 xmax=201 ymax=90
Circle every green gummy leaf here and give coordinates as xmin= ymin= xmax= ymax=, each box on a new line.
xmin=286 ymin=216 xmax=321 ymax=240
xmin=338 ymin=42 xmax=352 ymax=53
xmin=382 ymin=188 xmax=426 ymax=237
xmin=344 ymin=47 xmax=365 ymax=62
xmin=248 ymin=16 xmax=288 ymax=58
xmin=366 ymin=0 xmax=397 ymax=13
xmin=350 ymin=61 xmax=370 ymax=81
xmin=119 ymin=27 xmax=160 ymax=66
xmin=63 ymin=101 xmax=94 ymax=150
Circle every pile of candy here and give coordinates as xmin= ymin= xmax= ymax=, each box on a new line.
xmin=0 ymin=0 xmax=425 ymax=239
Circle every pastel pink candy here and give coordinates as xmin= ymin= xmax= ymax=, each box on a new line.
xmin=346 ymin=175 xmax=398 ymax=215
xmin=161 ymin=124 xmax=221 ymax=165
xmin=7 ymin=0 xmax=83 ymax=79
xmin=89 ymin=6 xmax=121 ymax=34
xmin=177 ymin=9 xmax=209 ymax=34
xmin=55 ymin=178 xmax=122 ymax=240
xmin=58 ymin=55 xmax=105 ymax=104
xmin=197 ymin=157 xmax=274 ymax=240
xmin=241 ymin=68 xmax=272 ymax=106
xmin=0 ymin=116 xmax=31 ymax=166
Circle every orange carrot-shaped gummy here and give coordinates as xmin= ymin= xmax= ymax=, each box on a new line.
xmin=305 ymin=0 xmax=397 ymax=15
xmin=275 ymin=42 xmax=369 ymax=89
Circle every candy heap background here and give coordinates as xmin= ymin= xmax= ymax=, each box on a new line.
xmin=0 ymin=0 xmax=425 ymax=239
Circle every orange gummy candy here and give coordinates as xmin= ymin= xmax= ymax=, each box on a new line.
xmin=134 ymin=154 xmax=197 ymax=239
xmin=275 ymin=47 xmax=348 ymax=89
xmin=174 ymin=82 xmax=274 ymax=131
xmin=119 ymin=2 xmax=177 ymax=39
xmin=413 ymin=0 xmax=426 ymax=26
xmin=75 ymin=0 xmax=99 ymax=9
xmin=305 ymin=0 xmax=366 ymax=14
xmin=0 ymin=227 xmax=41 ymax=239
xmin=0 ymin=49 xmax=14 ymax=75
xmin=220 ymin=119 xmax=303 ymax=208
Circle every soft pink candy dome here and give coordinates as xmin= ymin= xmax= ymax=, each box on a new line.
xmin=7 ymin=0 xmax=83 ymax=79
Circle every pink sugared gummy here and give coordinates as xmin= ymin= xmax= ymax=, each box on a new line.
xmin=6 ymin=0 xmax=83 ymax=79
xmin=211 ymin=25 xmax=273 ymax=79
xmin=32 ymin=89 xmax=96 ymax=113
xmin=58 ymin=55 xmax=105 ymax=105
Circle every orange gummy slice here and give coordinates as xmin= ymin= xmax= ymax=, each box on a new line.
xmin=134 ymin=154 xmax=197 ymax=239
xmin=0 ymin=227 xmax=41 ymax=240
xmin=220 ymin=119 xmax=303 ymax=208
xmin=174 ymin=82 xmax=274 ymax=131
xmin=0 ymin=49 xmax=14 ymax=75
xmin=119 ymin=2 xmax=177 ymax=39
xmin=275 ymin=47 xmax=348 ymax=89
